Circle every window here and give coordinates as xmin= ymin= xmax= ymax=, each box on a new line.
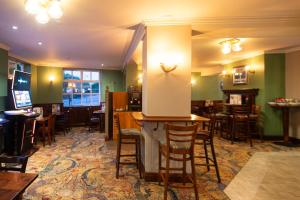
xmin=63 ymin=70 xmax=100 ymax=107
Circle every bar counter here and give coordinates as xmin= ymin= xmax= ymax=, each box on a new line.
xmin=131 ymin=112 xmax=209 ymax=181
xmin=131 ymin=112 xmax=209 ymax=123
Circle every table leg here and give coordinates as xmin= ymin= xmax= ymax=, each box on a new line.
xmin=282 ymin=107 xmax=290 ymax=144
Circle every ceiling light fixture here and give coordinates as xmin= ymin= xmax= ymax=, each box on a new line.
xmin=220 ymin=38 xmax=242 ymax=54
xmin=24 ymin=0 xmax=63 ymax=24
xmin=12 ymin=25 xmax=18 ymax=30
xmin=38 ymin=42 xmax=43 ymax=45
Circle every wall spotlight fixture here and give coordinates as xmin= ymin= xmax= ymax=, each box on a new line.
xmin=245 ymin=65 xmax=255 ymax=74
xmin=138 ymin=73 xmax=143 ymax=84
xmin=221 ymin=70 xmax=230 ymax=77
xmin=49 ymin=75 xmax=55 ymax=83
xmin=191 ymin=78 xmax=196 ymax=85
xmin=160 ymin=62 xmax=177 ymax=73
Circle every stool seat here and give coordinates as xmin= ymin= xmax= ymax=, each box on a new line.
xmin=114 ymin=113 xmax=142 ymax=179
xmin=121 ymin=128 xmax=141 ymax=136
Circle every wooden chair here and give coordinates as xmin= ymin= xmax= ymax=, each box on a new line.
xmin=195 ymin=117 xmax=221 ymax=183
xmin=212 ymin=102 xmax=229 ymax=137
xmin=0 ymin=155 xmax=29 ymax=173
xmin=114 ymin=113 xmax=142 ymax=179
xmin=231 ymin=106 xmax=253 ymax=147
xmin=55 ymin=110 xmax=70 ymax=135
xmin=159 ymin=123 xmax=199 ymax=200
xmin=87 ymin=107 xmax=100 ymax=132
xmin=37 ymin=115 xmax=55 ymax=146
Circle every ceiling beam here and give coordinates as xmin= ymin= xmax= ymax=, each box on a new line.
xmin=122 ymin=23 xmax=145 ymax=69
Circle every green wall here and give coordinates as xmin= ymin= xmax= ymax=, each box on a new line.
xmin=125 ymin=61 xmax=139 ymax=89
xmin=0 ymin=48 xmax=8 ymax=111
xmin=223 ymin=54 xmax=265 ymax=111
xmin=31 ymin=67 xmax=125 ymax=104
xmin=191 ymin=72 xmax=223 ymax=100
xmin=32 ymin=66 xmax=63 ymax=104
xmin=264 ymin=53 xmax=285 ymax=135
xmin=100 ymin=69 xmax=125 ymax=100
xmin=223 ymin=54 xmax=285 ymax=136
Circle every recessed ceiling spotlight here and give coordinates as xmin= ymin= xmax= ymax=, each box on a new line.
xmin=12 ymin=25 xmax=18 ymax=30
xmin=38 ymin=42 xmax=43 ymax=46
xmin=101 ymin=64 xmax=104 ymax=67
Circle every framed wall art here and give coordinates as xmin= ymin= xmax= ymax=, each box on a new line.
xmin=232 ymin=66 xmax=247 ymax=85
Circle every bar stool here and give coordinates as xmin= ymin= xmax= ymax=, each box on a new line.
xmin=231 ymin=106 xmax=253 ymax=147
xmin=195 ymin=117 xmax=221 ymax=183
xmin=114 ymin=113 xmax=142 ymax=179
xmin=158 ymin=123 xmax=199 ymax=200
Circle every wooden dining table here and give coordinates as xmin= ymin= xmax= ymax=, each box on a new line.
xmin=0 ymin=172 xmax=38 ymax=200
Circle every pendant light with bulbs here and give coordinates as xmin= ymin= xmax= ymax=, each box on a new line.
xmin=25 ymin=0 xmax=63 ymax=24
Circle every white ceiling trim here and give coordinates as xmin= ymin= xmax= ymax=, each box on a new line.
xmin=8 ymin=53 xmax=35 ymax=65
xmin=266 ymin=46 xmax=300 ymax=54
xmin=143 ymin=15 xmax=300 ymax=27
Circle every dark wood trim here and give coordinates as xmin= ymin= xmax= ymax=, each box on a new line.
xmin=222 ymin=88 xmax=259 ymax=95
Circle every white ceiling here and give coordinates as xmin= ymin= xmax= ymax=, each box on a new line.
xmin=0 ymin=0 xmax=300 ymax=72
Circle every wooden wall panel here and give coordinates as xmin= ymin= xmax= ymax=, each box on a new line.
xmin=112 ymin=92 xmax=128 ymax=111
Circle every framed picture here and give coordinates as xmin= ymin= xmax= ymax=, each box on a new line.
xmin=233 ymin=66 xmax=247 ymax=85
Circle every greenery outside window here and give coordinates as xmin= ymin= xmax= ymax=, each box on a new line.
xmin=63 ymin=70 xmax=100 ymax=107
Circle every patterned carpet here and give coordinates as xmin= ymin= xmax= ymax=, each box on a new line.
xmin=23 ymin=128 xmax=300 ymax=200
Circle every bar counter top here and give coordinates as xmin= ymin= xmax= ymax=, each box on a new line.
xmin=131 ymin=112 xmax=209 ymax=122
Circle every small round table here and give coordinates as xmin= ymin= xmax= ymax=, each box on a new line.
xmin=268 ymin=103 xmax=300 ymax=147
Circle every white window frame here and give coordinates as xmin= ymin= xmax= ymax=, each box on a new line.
xmin=63 ymin=69 xmax=101 ymax=107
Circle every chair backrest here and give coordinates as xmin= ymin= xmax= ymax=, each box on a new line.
xmin=113 ymin=113 xmax=122 ymax=136
xmin=0 ymin=156 xmax=29 ymax=173
xmin=252 ymin=105 xmax=261 ymax=115
xmin=232 ymin=105 xmax=251 ymax=115
xmin=165 ymin=123 xmax=199 ymax=151
xmin=47 ymin=115 xmax=56 ymax=133
xmin=207 ymin=116 xmax=216 ymax=137
xmin=213 ymin=102 xmax=224 ymax=114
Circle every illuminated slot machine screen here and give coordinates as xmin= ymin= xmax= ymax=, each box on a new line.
xmin=11 ymin=70 xmax=32 ymax=109
xmin=13 ymin=90 xmax=32 ymax=109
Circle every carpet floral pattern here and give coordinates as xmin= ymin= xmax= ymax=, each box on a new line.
xmin=23 ymin=127 xmax=300 ymax=200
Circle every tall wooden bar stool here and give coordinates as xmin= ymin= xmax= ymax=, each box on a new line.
xmin=159 ymin=123 xmax=199 ymax=200
xmin=249 ymin=105 xmax=263 ymax=141
xmin=213 ymin=102 xmax=229 ymax=137
xmin=231 ymin=106 xmax=253 ymax=147
xmin=114 ymin=113 xmax=142 ymax=179
xmin=195 ymin=117 xmax=221 ymax=183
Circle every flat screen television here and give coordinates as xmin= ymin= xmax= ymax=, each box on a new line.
xmin=12 ymin=70 xmax=31 ymax=91
xmin=12 ymin=90 xmax=32 ymax=109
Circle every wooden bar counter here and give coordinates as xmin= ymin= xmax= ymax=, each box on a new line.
xmin=131 ymin=112 xmax=209 ymax=181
